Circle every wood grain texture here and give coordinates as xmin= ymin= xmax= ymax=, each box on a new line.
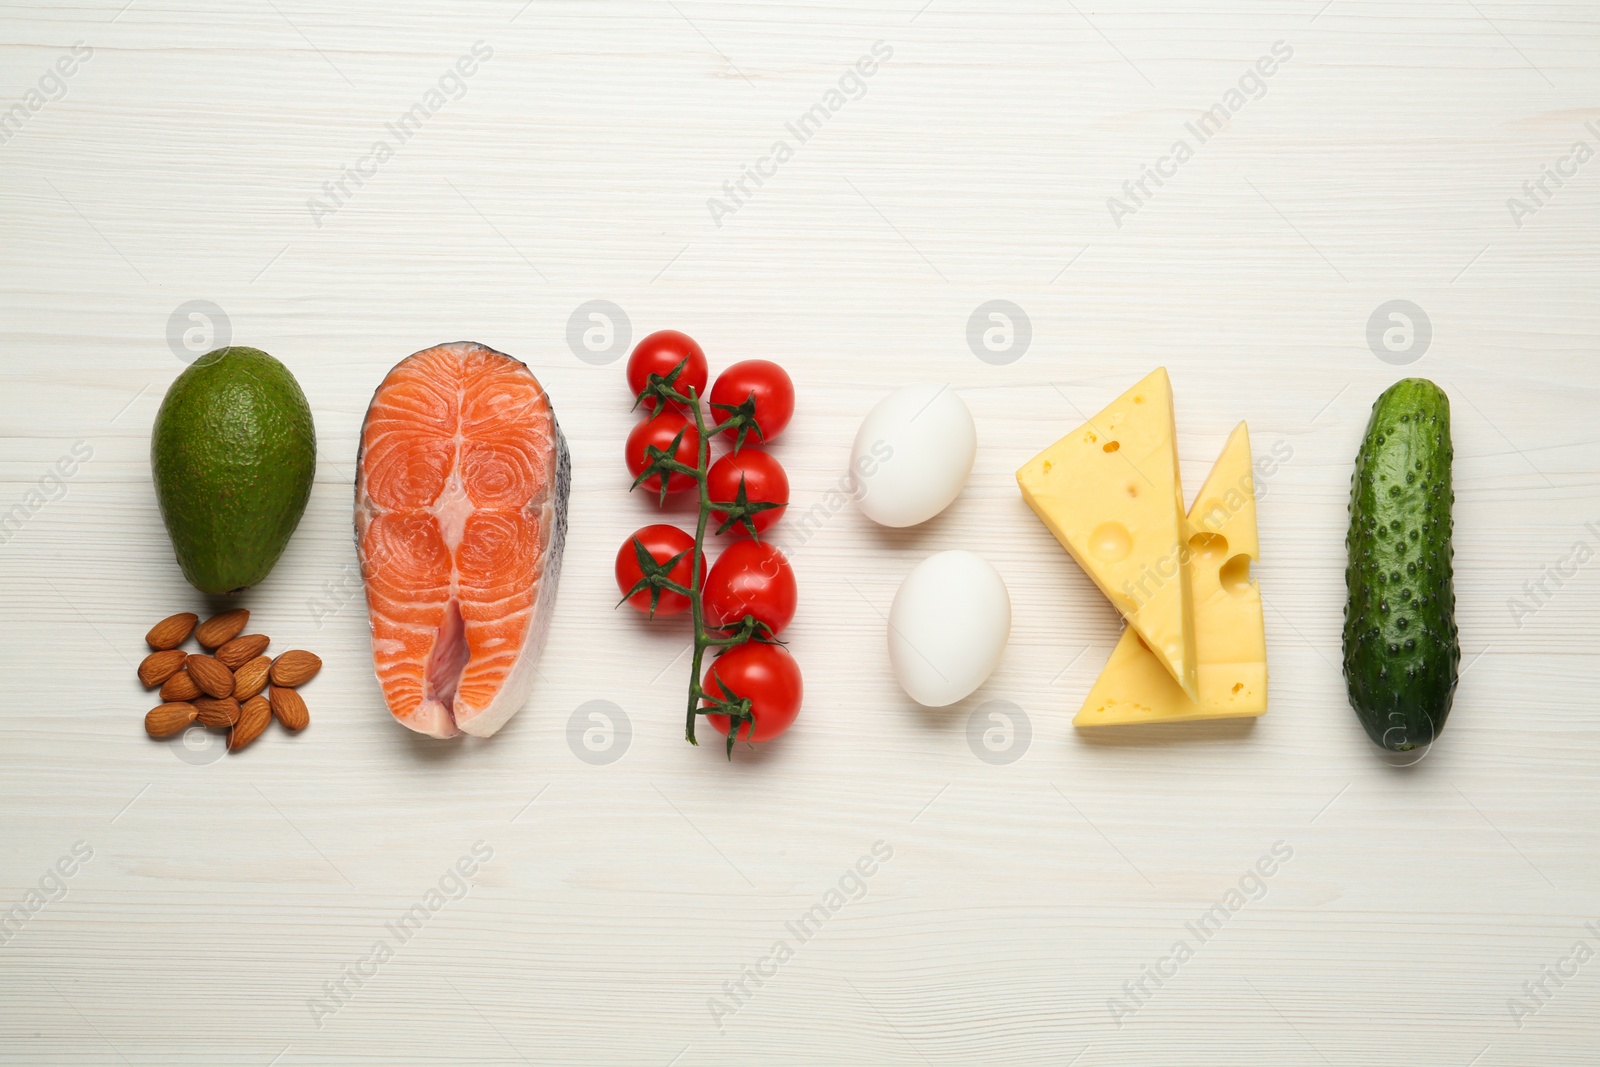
xmin=2 ymin=0 xmax=1598 ymax=1063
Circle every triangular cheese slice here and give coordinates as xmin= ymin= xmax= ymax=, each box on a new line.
xmin=1074 ymin=421 xmax=1267 ymax=726
xmin=1016 ymin=368 xmax=1198 ymax=699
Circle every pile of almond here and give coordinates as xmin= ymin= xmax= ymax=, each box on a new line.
xmin=139 ymin=609 xmax=320 ymax=752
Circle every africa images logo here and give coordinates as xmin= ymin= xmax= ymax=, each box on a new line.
xmin=0 ymin=42 xmax=92 ymax=147
xmin=1108 ymin=841 xmax=1293 ymax=1027
xmin=305 ymin=842 xmax=493 ymax=1029
xmin=707 ymin=841 xmax=894 ymax=1029
xmin=706 ymin=41 xmax=894 ymax=228
xmin=1106 ymin=41 xmax=1294 ymax=229
xmin=306 ymin=41 xmax=494 ymax=228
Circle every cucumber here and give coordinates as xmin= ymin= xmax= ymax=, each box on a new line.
xmin=1343 ymin=378 xmax=1460 ymax=752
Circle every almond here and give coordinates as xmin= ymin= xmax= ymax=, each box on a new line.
xmin=195 ymin=608 xmax=249 ymax=650
xmin=160 ymin=669 xmax=202 ymax=702
xmin=269 ymin=686 xmax=310 ymax=731
xmin=233 ymin=656 xmax=271 ymax=701
xmin=229 ymin=695 xmax=271 ymax=751
xmin=146 ymin=612 xmax=198 ymax=651
xmin=269 ymin=650 xmax=322 ymax=688
xmin=216 ymin=633 xmax=270 ymax=669
xmin=145 ymin=701 xmax=197 ymax=737
xmin=186 ymin=654 xmax=234 ymax=698
xmin=194 ymin=696 xmax=241 ymax=728
xmin=137 ymin=649 xmax=187 ymax=687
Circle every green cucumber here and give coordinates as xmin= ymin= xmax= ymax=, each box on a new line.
xmin=1343 ymin=378 xmax=1460 ymax=752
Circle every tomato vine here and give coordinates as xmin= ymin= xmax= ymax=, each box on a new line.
xmin=626 ymin=371 xmax=776 ymax=758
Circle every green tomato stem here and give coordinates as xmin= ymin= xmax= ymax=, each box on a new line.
xmin=684 ymin=386 xmax=713 ymax=746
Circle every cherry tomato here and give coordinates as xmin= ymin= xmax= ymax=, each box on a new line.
xmin=626 ymin=410 xmax=700 ymax=495
xmin=614 ymin=524 xmax=701 ymax=616
xmin=709 ymin=359 xmax=794 ymax=448
xmin=627 ymin=330 xmax=708 ymax=411
xmin=702 ymin=643 xmax=802 ymax=742
xmin=702 ymin=539 xmax=797 ymax=635
xmin=706 ymin=450 xmax=789 ymax=537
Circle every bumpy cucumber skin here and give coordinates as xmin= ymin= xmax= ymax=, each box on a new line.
xmin=1343 ymin=378 xmax=1460 ymax=751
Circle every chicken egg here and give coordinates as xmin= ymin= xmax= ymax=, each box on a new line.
xmin=888 ymin=551 xmax=1011 ymax=707
xmin=850 ymin=384 xmax=976 ymax=527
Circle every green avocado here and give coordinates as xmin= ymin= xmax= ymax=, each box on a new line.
xmin=151 ymin=347 xmax=316 ymax=594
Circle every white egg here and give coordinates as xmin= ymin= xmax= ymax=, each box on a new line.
xmin=888 ymin=551 xmax=1011 ymax=707
xmin=850 ymin=384 xmax=976 ymax=527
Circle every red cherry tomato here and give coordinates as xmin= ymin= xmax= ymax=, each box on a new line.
xmin=626 ymin=411 xmax=700 ymax=495
xmin=627 ymin=330 xmax=708 ymax=411
xmin=709 ymin=360 xmax=794 ymax=448
xmin=706 ymin=450 xmax=789 ymax=537
xmin=702 ymin=539 xmax=797 ymax=636
xmin=614 ymin=524 xmax=701 ymax=616
xmin=702 ymin=643 xmax=803 ymax=742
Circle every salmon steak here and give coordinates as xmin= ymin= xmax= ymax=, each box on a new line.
xmin=356 ymin=342 xmax=569 ymax=738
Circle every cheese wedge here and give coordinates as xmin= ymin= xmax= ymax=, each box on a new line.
xmin=1016 ymin=368 xmax=1198 ymax=699
xmin=1075 ymin=421 xmax=1267 ymax=726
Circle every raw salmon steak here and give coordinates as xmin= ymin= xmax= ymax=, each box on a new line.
xmin=356 ymin=342 xmax=569 ymax=738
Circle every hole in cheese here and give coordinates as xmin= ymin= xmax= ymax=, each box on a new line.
xmin=1219 ymin=553 xmax=1253 ymax=593
xmin=1188 ymin=532 xmax=1228 ymax=564
xmin=1089 ymin=521 xmax=1132 ymax=563
xmin=1103 ymin=440 xmax=1120 ymax=453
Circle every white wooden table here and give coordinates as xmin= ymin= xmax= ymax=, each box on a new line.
xmin=3 ymin=2 xmax=1598 ymax=1063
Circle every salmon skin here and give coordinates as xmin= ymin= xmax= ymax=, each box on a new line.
xmin=355 ymin=342 xmax=569 ymax=738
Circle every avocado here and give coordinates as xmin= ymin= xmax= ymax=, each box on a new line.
xmin=1343 ymin=378 xmax=1459 ymax=752
xmin=151 ymin=347 xmax=316 ymax=594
